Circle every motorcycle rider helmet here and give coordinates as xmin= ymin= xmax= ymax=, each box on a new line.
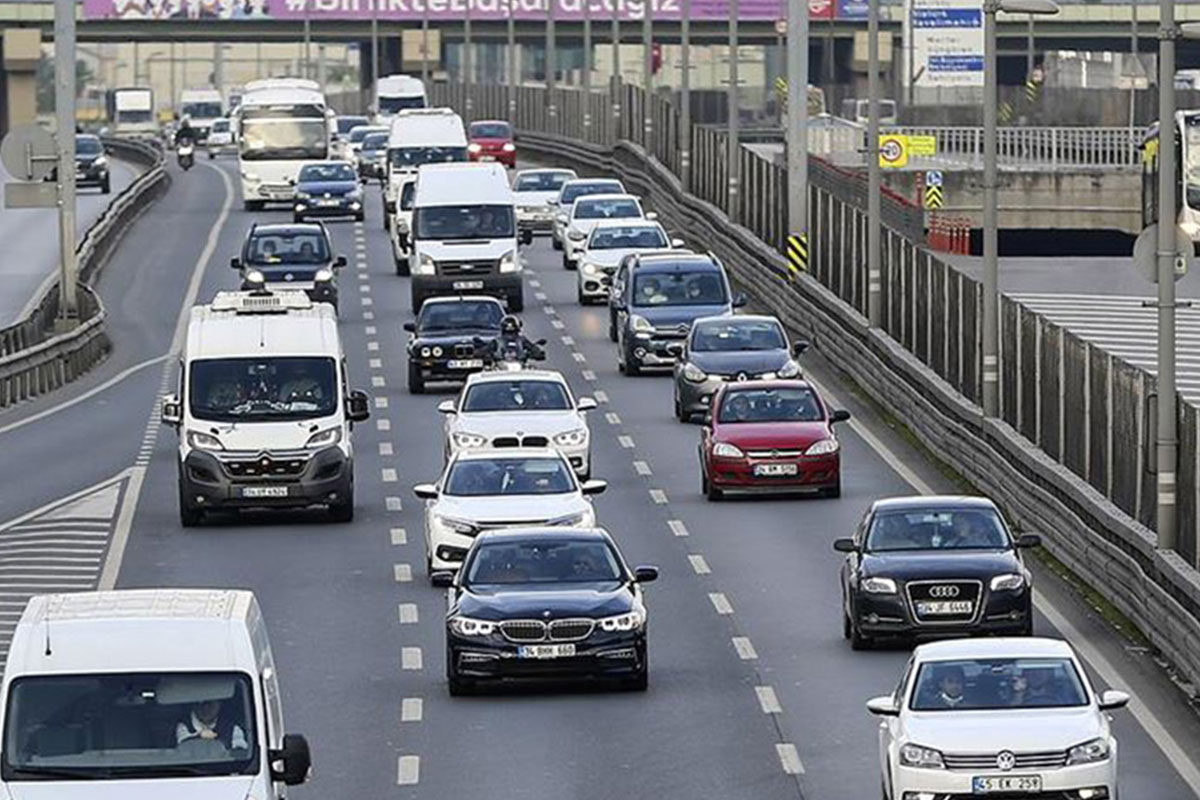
xmin=500 ymin=314 xmax=522 ymax=335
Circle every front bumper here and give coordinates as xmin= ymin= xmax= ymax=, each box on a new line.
xmin=625 ymin=332 xmax=687 ymax=369
xmin=706 ymin=452 xmax=840 ymax=492
xmin=853 ymin=586 xmax=1031 ymax=639
xmin=76 ymin=166 xmax=109 ymax=186
xmin=295 ymin=197 xmax=363 ymax=217
xmin=244 ymin=181 xmax=294 ymax=202
xmin=412 ymin=272 xmax=522 ymax=301
xmin=408 ymin=353 xmax=486 ymax=384
xmin=448 ymin=628 xmax=646 ymax=681
xmin=180 ymin=447 xmax=352 ymax=511
xmin=675 ymin=375 xmax=726 ymax=415
xmin=577 ymin=265 xmax=614 ymax=298
xmin=207 ymin=141 xmax=236 ymax=154
xmin=517 ymin=208 xmax=557 ymax=233
xmin=891 ymin=758 xmax=1115 ymax=800
xmin=469 ymin=149 xmax=516 ymax=167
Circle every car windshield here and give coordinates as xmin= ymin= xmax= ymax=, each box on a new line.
xmin=239 ymin=118 xmax=327 ymax=161
xmin=692 ymin=320 xmax=785 ymax=352
xmin=336 ymin=116 xmax=368 ymax=135
xmin=515 ymin=171 xmax=573 ymax=192
xmin=444 ymin=457 xmax=575 ymax=496
xmin=75 ymin=137 xmax=103 ymax=155
xmin=560 ymin=182 xmax=622 ymax=205
xmin=588 ymin=226 xmax=666 ymax=250
xmin=632 ymin=270 xmax=727 ymax=307
xmin=717 ymin=387 xmax=823 ymax=423
xmin=574 ymin=198 xmax=641 ymax=220
xmin=388 ymin=146 xmax=468 ymax=167
xmin=462 ymin=379 xmax=571 ymax=412
xmin=361 ymin=133 xmax=388 ymax=151
xmin=379 ymin=95 xmax=425 ymax=114
xmin=245 ymin=231 xmax=330 ymax=266
xmin=3 ymin=672 xmax=257 ymax=780
xmin=189 ymin=357 xmax=337 ymax=422
xmin=465 ymin=540 xmax=623 ymax=585
xmin=414 ymin=204 xmax=514 ymax=240
xmin=470 ymin=122 xmax=511 ymax=139
xmin=298 ymin=163 xmax=356 ymax=182
xmin=418 ymin=300 xmax=503 ymax=332
xmin=182 ymin=101 xmax=223 ymax=119
xmin=210 ymin=120 xmax=230 ymax=133
xmin=909 ymin=658 xmax=1088 ymax=711
xmin=865 ymin=509 xmax=1011 ymax=552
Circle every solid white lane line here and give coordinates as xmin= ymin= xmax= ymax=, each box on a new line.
xmin=398 ymin=603 xmax=419 ymax=623
xmin=755 ymin=686 xmax=783 ymax=714
xmin=649 ymin=489 xmax=668 ymax=504
xmin=375 ymin=396 xmax=389 ymax=409
xmin=401 ymin=698 xmax=423 ymax=722
xmin=394 ymin=563 xmax=412 ymax=582
xmin=377 ymin=419 xmax=392 ymax=431
xmin=400 ymin=648 xmax=422 ymax=670
xmin=605 ymin=412 xmax=621 ymax=425
xmin=379 ymin=442 xmax=394 ymax=456
xmin=708 ymin=592 xmax=734 ymax=615
xmin=381 ymin=468 xmax=398 ymax=483
xmin=732 ymin=636 xmax=758 ymax=660
xmin=390 ymin=528 xmax=407 ymax=545
xmin=386 ymin=496 xmax=402 ymax=511
xmin=618 ymin=435 xmax=635 ymax=448
xmin=633 ymin=460 xmax=652 ymax=476
xmin=667 ymin=519 xmax=689 ymax=537
xmin=397 ymin=755 xmax=420 ymax=785
xmin=776 ymin=743 xmax=804 ymax=775
xmin=688 ymin=554 xmax=711 ymax=575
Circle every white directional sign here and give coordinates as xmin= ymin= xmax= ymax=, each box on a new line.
xmin=0 ymin=124 xmax=57 ymax=182
xmin=903 ymin=0 xmax=984 ymax=88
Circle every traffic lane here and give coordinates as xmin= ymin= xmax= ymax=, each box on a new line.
xmin=526 ymin=237 xmax=1200 ymax=798
xmin=0 ymin=159 xmax=140 ymax=326
xmin=943 ymin=254 xmax=1200 ymax=299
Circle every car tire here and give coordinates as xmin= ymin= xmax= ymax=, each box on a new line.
xmin=356 ymin=211 xmax=365 ymax=222
xmin=447 ymin=647 xmax=475 ymax=696
xmin=823 ymin=480 xmax=842 ymax=499
xmin=849 ymin=618 xmax=872 ymax=651
xmin=552 ymin=236 xmax=563 ymax=251
xmin=608 ymin=311 xmax=618 ymax=342
xmin=842 ymin=603 xmax=852 ymax=640
xmin=100 ymin=176 xmax=111 ymax=194
xmin=508 ymin=291 xmax=524 ymax=313
xmin=411 ymin=290 xmax=424 ymax=314
xmin=329 ymin=483 xmax=355 ymax=523
xmin=383 ymin=213 xmax=390 ymax=232
xmin=562 ymin=252 xmax=574 ymax=270
xmin=623 ymin=649 xmax=649 ymax=691
xmin=674 ymin=390 xmax=690 ymax=423
xmin=1020 ymin=617 xmax=1034 ymax=637
xmin=702 ymin=469 xmax=722 ymax=501
xmin=244 ymin=200 xmax=263 ymax=212
xmin=408 ymin=362 xmax=425 ymax=394
xmin=624 ymin=350 xmax=641 ymax=377
xmin=577 ymin=286 xmax=587 ymax=305
xmin=208 ymin=150 xmax=215 ymax=160
xmin=178 ymin=482 xmax=203 ymax=528
xmin=293 ymin=215 xmax=304 ymax=224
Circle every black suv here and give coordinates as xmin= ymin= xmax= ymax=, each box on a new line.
xmin=403 ymin=296 xmax=506 ymax=393
xmin=46 ymin=134 xmax=111 ymax=194
xmin=231 ymin=223 xmax=347 ymax=312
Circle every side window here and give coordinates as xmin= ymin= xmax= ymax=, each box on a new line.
xmin=894 ymin=657 xmax=915 ymax=705
xmin=854 ymin=512 xmax=870 ymax=546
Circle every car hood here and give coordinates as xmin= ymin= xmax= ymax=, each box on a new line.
xmin=633 ymin=303 xmax=732 ymax=329
xmin=714 ymin=420 xmax=832 ymax=450
xmin=569 ymin=217 xmax=641 ymax=235
xmin=5 ymin=775 xmax=257 ymax=800
xmin=455 ymin=410 xmax=581 ymax=437
xmin=902 ymin=707 xmax=1103 ymax=754
xmin=860 ymin=550 xmax=1021 ymax=581
xmin=582 ymin=247 xmax=663 ymax=268
xmin=412 ymin=329 xmax=499 ymax=347
xmin=417 ymin=240 xmax=512 ymax=260
xmin=190 ymin=417 xmax=341 ymax=451
xmin=297 ymin=180 xmax=359 ymax=195
xmin=432 ymin=492 xmax=589 ymax=524
xmin=458 ymin=582 xmax=633 ymax=620
xmin=515 ymin=191 xmax=559 ymax=207
xmin=688 ymin=349 xmax=790 ymax=376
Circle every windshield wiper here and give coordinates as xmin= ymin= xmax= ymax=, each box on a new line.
xmin=7 ymin=765 xmax=112 ymax=780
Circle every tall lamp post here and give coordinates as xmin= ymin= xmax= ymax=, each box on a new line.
xmin=786 ymin=0 xmax=809 ymax=271
xmin=981 ymin=0 xmax=1059 ymax=418
xmin=867 ymin=0 xmax=881 ymax=325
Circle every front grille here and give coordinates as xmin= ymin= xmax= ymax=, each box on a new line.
xmin=221 ymin=455 xmax=309 ymax=479
xmin=499 ymin=618 xmax=595 ymax=643
xmin=257 ymin=184 xmax=293 ymax=199
xmin=942 ymin=750 xmax=1068 ymax=771
xmin=905 ymin=579 xmax=982 ymax=624
xmin=438 ymin=260 xmax=497 ymax=276
xmin=500 ymin=620 xmax=547 ymax=642
xmin=452 ymin=342 xmax=478 ymax=358
xmin=652 ymin=326 xmax=690 ymax=339
xmin=746 ymin=449 xmax=804 ymax=458
xmin=492 ymin=435 xmax=549 ymax=448
xmin=549 ymin=619 xmax=595 ymax=640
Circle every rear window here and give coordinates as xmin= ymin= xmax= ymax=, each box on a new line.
xmin=574 ymin=198 xmax=641 ymax=220
xmin=515 ymin=171 xmax=574 ymax=192
xmin=560 ymin=181 xmax=623 ymax=205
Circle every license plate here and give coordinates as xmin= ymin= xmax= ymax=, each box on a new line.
xmin=972 ymin=775 xmax=1042 ymax=794
xmin=917 ymin=600 xmax=974 ymax=615
xmin=478 ymin=155 xmax=496 ymax=161
xmin=319 ymin=199 xmax=341 ymax=206
xmin=452 ymin=280 xmax=484 ymax=290
xmin=240 ymin=486 xmax=289 ymax=498
xmin=753 ymin=463 xmax=799 ymax=476
xmin=447 ymin=359 xmax=484 ymax=369
xmin=517 ymin=644 xmax=575 ymax=659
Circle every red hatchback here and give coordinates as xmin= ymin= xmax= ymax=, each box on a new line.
xmin=699 ymin=380 xmax=850 ymax=500
xmin=468 ymin=120 xmax=516 ymax=168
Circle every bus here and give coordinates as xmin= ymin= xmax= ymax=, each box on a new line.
xmin=235 ymin=78 xmax=332 ymax=211
xmin=1139 ymin=111 xmax=1200 ymax=249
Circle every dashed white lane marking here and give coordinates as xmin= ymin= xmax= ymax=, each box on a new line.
xmin=368 ymin=341 xmax=380 ymax=351
xmin=365 ymin=325 xmax=377 ymax=335
xmin=364 ymin=311 xmax=375 ymax=320
xmin=401 ymin=698 xmax=423 ymax=722
xmin=390 ymin=527 xmax=407 ymax=545
xmin=386 ymin=496 xmax=403 ymax=511
xmin=561 ymin=335 xmax=575 ymax=346
xmin=708 ymin=592 xmax=734 ymax=615
xmin=551 ymin=319 xmax=565 ymax=330
xmin=381 ymin=468 xmax=398 ymax=483
xmin=688 ymin=554 xmax=711 ymax=575
xmin=732 ymin=636 xmax=758 ymax=660
xmin=361 ymin=296 xmax=374 ymax=306
xmin=572 ymin=352 xmax=587 ymax=363
xmin=594 ymin=390 xmax=608 ymax=403
xmin=633 ymin=460 xmax=652 ymax=476
xmin=375 ymin=396 xmax=389 ymax=409
xmin=397 ymin=755 xmax=420 ymax=785
xmin=649 ymin=489 xmax=668 ymax=504
xmin=605 ymin=412 xmax=621 ymax=425
xmin=400 ymin=647 xmax=422 ymax=670
xmin=377 ymin=419 xmax=392 ymax=431
xmin=360 ymin=284 xmax=372 ymax=293
xmin=776 ymin=743 xmax=805 ymax=775
xmin=398 ymin=603 xmax=419 ymax=623
xmin=535 ymin=291 xmax=547 ymax=301
xmin=581 ymin=369 xmax=596 ymax=381
xmin=667 ymin=519 xmax=689 ymax=537
xmin=372 ymin=376 xmax=386 ymax=388
xmin=394 ymin=563 xmax=413 ymax=582
xmin=369 ymin=358 xmax=383 ymax=369
xmin=755 ymin=686 xmax=783 ymax=714
xmin=379 ymin=442 xmax=394 ymax=456
xmin=529 ymin=279 xmax=541 ymax=288
xmin=543 ymin=305 xmax=556 ymax=315
xmin=618 ymin=435 xmax=635 ymax=449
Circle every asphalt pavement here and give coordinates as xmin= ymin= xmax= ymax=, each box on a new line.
xmin=0 ymin=158 xmax=1197 ymax=798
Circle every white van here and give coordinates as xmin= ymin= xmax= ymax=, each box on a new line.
xmin=0 ymin=589 xmax=311 ymax=800
xmin=179 ymin=87 xmax=225 ymax=140
xmin=389 ymin=173 xmax=418 ymax=273
xmin=383 ymin=108 xmax=468 ymax=219
xmin=162 ymin=288 xmax=371 ymax=526
xmin=375 ymin=74 xmax=427 ymax=122
xmin=408 ymin=162 xmax=526 ymax=312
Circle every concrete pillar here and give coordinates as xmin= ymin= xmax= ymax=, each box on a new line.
xmin=2 ymin=29 xmax=41 ymax=138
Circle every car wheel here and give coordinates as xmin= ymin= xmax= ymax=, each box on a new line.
xmin=842 ymin=605 xmax=852 ymax=640
xmin=1020 ymin=617 xmax=1034 ymax=637
xmin=408 ymin=362 xmax=425 ymax=394
xmin=625 ymin=350 xmax=641 ymax=377
xmin=577 ymin=286 xmax=587 ymax=305
xmin=508 ymin=291 xmax=524 ymax=313
xmin=293 ymin=215 xmax=303 ymax=224
xmin=425 ymin=551 xmax=433 ymax=578
xmin=622 ymin=648 xmax=649 ymax=691
xmin=101 ymin=176 xmax=111 ymax=194
xmin=702 ymin=468 xmax=722 ymax=501
xmin=383 ymin=213 xmax=390 ymax=231
xmin=411 ymin=290 xmax=424 ymax=314
xmin=608 ymin=311 xmax=618 ymax=342
xmin=178 ymin=481 xmax=203 ymax=528
xmin=674 ymin=390 xmax=690 ymax=423
xmin=552 ymin=236 xmax=563 ymax=251
xmin=329 ymin=483 xmax=354 ymax=523
xmin=447 ymin=646 xmax=475 ymax=696
xmin=823 ymin=480 xmax=842 ymax=499
xmin=356 ymin=211 xmax=365 ymax=222
xmin=849 ymin=617 xmax=872 ymax=651
xmin=563 ymin=253 xmax=576 ymax=271
xmin=244 ymin=200 xmax=262 ymax=212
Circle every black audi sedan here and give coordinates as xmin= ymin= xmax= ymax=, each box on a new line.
xmin=834 ymin=496 xmax=1039 ymax=650
xmin=432 ymin=527 xmax=658 ymax=695
xmin=403 ymin=295 xmax=506 ymax=393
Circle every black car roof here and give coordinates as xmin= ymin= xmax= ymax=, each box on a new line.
xmin=871 ymin=495 xmax=999 ymax=513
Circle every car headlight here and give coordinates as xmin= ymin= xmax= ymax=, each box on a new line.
xmin=553 ymin=428 xmax=589 ymax=447
xmin=451 ymin=431 xmax=489 ymax=448
xmin=434 ymin=514 xmax=478 ymax=536
xmin=777 ymin=360 xmax=801 ymax=378
xmin=305 ymin=427 xmax=341 ymax=448
xmin=502 ymin=142 xmax=516 ymax=152
xmin=186 ymin=430 xmax=224 ymax=451
xmin=683 ymin=362 xmax=707 ymax=383
xmin=568 ymin=229 xmax=587 ymax=241
xmin=712 ymin=442 xmax=744 ymax=459
xmin=862 ymin=576 xmax=898 ymax=594
xmin=598 ymin=609 xmax=645 ymax=632
xmin=467 ymin=143 xmax=482 ymax=153
xmin=899 ymin=743 xmax=945 ymax=769
xmin=556 ymin=212 xmax=568 ymax=224
xmin=806 ymin=438 xmax=840 ymax=455
xmin=1066 ymin=738 xmax=1111 ymax=766
xmin=296 ymin=191 xmax=312 ymax=199
xmin=990 ymin=573 xmax=1025 ymax=592
xmin=581 ymin=261 xmax=600 ymax=276
xmin=314 ymin=268 xmax=334 ymax=284
xmin=630 ymin=314 xmax=654 ymax=333
xmin=347 ymin=187 xmax=363 ymax=200
xmin=546 ymin=511 xmax=587 ymax=527
xmin=449 ymin=616 xmax=495 ymax=636
xmin=417 ymin=253 xmax=436 ymax=275
xmin=432 ymin=346 xmax=444 ymax=357
xmin=93 ymin=156 xmax=107 ymax=167
xmin=499 ymin=249 xmax=519 ymax=273
xmin=420 ymin=346 xmax=432 ymax=357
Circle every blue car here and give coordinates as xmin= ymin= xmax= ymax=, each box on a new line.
xmin=293 ymin=161 xmax=365 ymax=223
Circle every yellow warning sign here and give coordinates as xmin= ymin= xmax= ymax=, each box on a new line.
xmin=786 ymin=233 xmax=808 ymax=278
xmin=879 ymin=134 xmax=909 ymax=169
xmin=908 ymin=135 xmax=937 ymax=157
xmin=924 ymin=185 xmax=944 ymax=210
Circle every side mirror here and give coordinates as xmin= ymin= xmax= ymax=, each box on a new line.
xmin=161 ymin=394 xmax=182 ymax=426
xmin=437 ymin=399 xmax=457 ymax=414
xmin=230 ymin=257 xmax=242 ymax=270
xmin=413 ymin=483 xmax=439 ymax=500
xmin=576 ymin=397 xmax=598 ymax=412
xmin=830 ymin=409 xmax=851 ymax=424
xmin=866 ymin=696 xmax=900 ymax=717
xmin=634 ymin=565 xmax=659 ymax=583
xmin=334 ymin=255 xmax=348 ymax=268
xmin=644 ymin=211 xmax=658 ymax=221
xmin=792 ymin=340 xmax=810 ymax=357
xmin=670 ymin=237 xmax=685 ymax=248
xmin=403 ymin=321 xmax=417 ymax=333
xmin=346 ymin=390 xmax=371 ymax=422
xmin=269 ymin=733 xmax=312 ymax=786
xmin=1016 ymin=533 xmax=1042 ymax=549
xmin=732 ymin=292 xmax=748 ymax=308
xmin=520 ymin=228 xmax=534 ymax=245
xmin=580 ymin=479 xmax=608 ymax=496
xmin=833 ymin=537 xmax=857 ymax=553
xmin=287 ymin=178 xmax=296 ymax=186
xmin=1098 ymin=689 xmax=1130 ymax=711
xmin=431 ymin=571 xmax=455 ymax=588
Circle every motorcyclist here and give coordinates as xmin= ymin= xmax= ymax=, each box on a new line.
xmin=480 ymin=315 xmax=544 ymax=366
xmin=174 ymin=116 xmax=196 ymax=149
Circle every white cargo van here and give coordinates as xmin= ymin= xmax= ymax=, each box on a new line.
xmin=408 ymin=162 xmax=525 ymax=312
xmin=374 ymin=74 xmax=427 ymax=122
xmin=389 ymin=173 xmax=418 ymax=273
xmin=0 ymin=589 xmax=311 ymax=800
xmin=383 ymin=108 xmax=468 ymax=218
xmin=162 ymin=288 xmax=371 ymax=526
xmin=178 ymin=87 xmax=225 ymax=140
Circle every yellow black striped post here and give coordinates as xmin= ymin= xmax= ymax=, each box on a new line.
xmin=786 ymin=233 xmax=808 ymax=279
xmin=924 ymin=185 xmax=944 ymax=210
xmin=1024 ymin=79 xmax=1038 ymax=103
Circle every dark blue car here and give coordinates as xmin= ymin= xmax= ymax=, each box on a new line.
xmin=293 ymin=161 xmax=364 ymax=223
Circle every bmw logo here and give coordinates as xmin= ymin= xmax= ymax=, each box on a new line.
xmin=284 ymin=273 xmax=294 ymax=282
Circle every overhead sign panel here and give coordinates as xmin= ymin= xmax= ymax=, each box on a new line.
xmin=904 ymin=0 xmax=984 ymax=88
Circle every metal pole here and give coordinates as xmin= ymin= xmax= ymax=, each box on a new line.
xmin=170 ymin=42 xmax=177 ymax=114
xmin=215 ymin=42 xmax=225 ymax=97
xmin=421 ymin=3 xmax=430 ymax=84
xmin=680 ymin=0 xmax=691 ymax=189
xmin=134 ymin=41 xmax=140 ymax=85
xmin=465 ymin=2 xmax=473 ymax=120
xmin=371 ymin=0 xmax=379 ymax=114
xmin=256 ymin=41 xmax=263 ymax=79
xmin=583 ymin=0 xmax=592 ymax=136
xmin=611 ymin=0 xmax=620 ymax=140
xmin=867 ymin=0 xmax=882 ymax=325
xmin=303 ymin=0 xmax=311 ymax=79
xmin=1130 ymin=0 xmax=1139 ymax=134
xmin=508 ymin=11 xmax=517 ymax=119
xmin=727 ymin=0 xmax=738 ymax=222
xmin=1155 ymin=0 xmax=1178 ymax=549
xmin=787 ymin=0 xmax=809 ymax=263
xmin=1026 ymin=16 xmax=1034 ymax=78
xmin=54 ymin=0 xmax=78 ymax=323
xmin=547 ymin=0 xmax=557 ymax=128
xmin=982 ymin=1 xmax=1000 ymax=416
xmin=643 ymin=0 xmax=652 ymax=141
xmin=317 ymin=42 xmax=326 ymax=88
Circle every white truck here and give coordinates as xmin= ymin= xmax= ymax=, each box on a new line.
xmin=107 ymin=87 xmax=156 ymax=137
xmin=179 ymin=87 xmax=225 ymax=141
xmin=374 ymin=74 xmax=427 ymax=123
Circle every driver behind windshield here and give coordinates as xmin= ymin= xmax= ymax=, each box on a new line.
xmin=176 ymin=700 xmax=248 ymax=751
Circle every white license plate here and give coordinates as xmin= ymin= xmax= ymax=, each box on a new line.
xmin=452 ymin=280 xmax=485 ymax=290
xmin=972 ymin=775 xmax=1042 ymax=794
xmin=240 ymin=486 xmax=289 ymax=498
xmin=753 ymin=463 xmax=799 ymax=476
xmin=447 ymin=359 xmax=484 ymax=369
xmin=319 ymin=199 xmax=342 ymax=206
xmin=517 ymin=643 xmax=576 ymax=659
xmin=917 ymin=600 xmax=975 ymax=615
xmin=478 ymin=155 xmax=496 ymax=161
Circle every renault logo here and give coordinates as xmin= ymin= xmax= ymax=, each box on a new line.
xmin=928 ymin=585 xmax=960 ymax=598
xmin=996 ymin=751 xmax=1016 ymax=772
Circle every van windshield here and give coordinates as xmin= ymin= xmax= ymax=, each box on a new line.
xmin=414 ymin=204 xmax=514 ymax=240
xmin=190 ymin=357 xmax=338 ymax=422
xmin=379 ymin=95 xmax=426 ymax=114
xmin=3 ymin=672 xmax=258 ymax=780
xmin=388 ymin=146 xmax=468 ymax=168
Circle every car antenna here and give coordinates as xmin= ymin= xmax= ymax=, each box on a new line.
xmin=43 ymin=596 xmax=53 ymax=657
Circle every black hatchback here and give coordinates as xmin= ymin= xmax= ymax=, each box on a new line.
xmin=834 ymin=496 xmax=1039 ymax=650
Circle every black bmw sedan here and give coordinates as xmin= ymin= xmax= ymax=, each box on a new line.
xmin=433 ymin=527 xmax=658 ymax=695
xmin=834 ymin=496 xmax=1039 ymax=650
xmin=403 ymin=295 xmax=505 ymax=393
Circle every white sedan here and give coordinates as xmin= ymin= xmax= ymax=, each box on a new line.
xmin=576 ymin=220 xmax=684 ymax=305
xmin=514 ymin=168 xmax=578 ymax=237
xmin=413 ymin=448 xmax=607 ymax=574
xmin=562 ymin=194 xmax=652 ymax=271
xmin=439 ymin=369 xmax=597 ymax=478
xmin=869 ymin=637 xmax=1128 ymax=800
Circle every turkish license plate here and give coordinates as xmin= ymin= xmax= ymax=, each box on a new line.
xmin=917 ymin=600 xmax=974 ymax=615
xmin=240 ymin=486 xmax=289 ymax=499
xmin=517 ymin=643 xmax=576 ymax=659
xmin=972 ymin=775 xmax=1042 ymax=794
xmin=319 ymin=198 xmax=341 ymax=206
xmin=452 ymin=280 xmax=485 ymax=290
xmin=753 ymin=463 xmax=799 ymax=476
xmin=447 ymin=359 xmax=484 ymax=369
xmin=478 ymin=155 xmax=496 ymax=161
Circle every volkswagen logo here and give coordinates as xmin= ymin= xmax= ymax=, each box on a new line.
xmin=928 ymin=585 xmax=960 ymax=598
xmin=996 ymin=751 xmax=1016 ymax=772
xmin=283 ymin=272 xmax=294 ymax=282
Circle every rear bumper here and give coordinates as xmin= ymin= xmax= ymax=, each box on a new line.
xmin=469 ymin=150 xmax=516 ymax=167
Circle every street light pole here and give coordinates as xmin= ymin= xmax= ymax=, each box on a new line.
xmin=421 ymin=2 xmax=430 ymax=84
xmin=680 ymin=0 xmax=691 ymax=190
xmin=1155 ymin=0 xmax=1179 ymax=550
xmin=867 ymin=0 xmax=882 ymax=325
xmin=611 ymin=1 xmax=620 ymax=141
xmin=727 ymin=0 xmax=739 ymax=223
xmin=787 ymin=0 xmax=810 ymax=263
xmin=643 ymin=0 xmax=652 ymax=144
xmin=464 ymin=2 xmax=473 ymax=120
xmin=508 ymin=11 xmax=517 ymax=120
xmin=371 ymin=0 xmax=379 ymax=114
xmin=547 ymin=0 xmax=557 ymax=130
xmin=303 ymin=0 xmax=311 ymax=79
xmin=583 ymin=0 xmax=592 ymax=137
xmin=54 ymin=0 xmax=78 ymax=324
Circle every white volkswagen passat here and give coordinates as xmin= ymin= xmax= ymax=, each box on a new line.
xmin=413 ymin=449 xmax=607 ymax=574
xmin=868 ymin=637 xmax=1128 ymax=800
xmin=576 ymin=220 xmax=685 ymax=305
xmin=439 ymin=369 xmax=597 ymax=478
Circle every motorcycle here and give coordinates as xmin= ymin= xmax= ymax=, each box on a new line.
xmin=177 ymin=142 xmax=195 ymax=171
xmin=473 ymin=336 xmax=547 ymax=372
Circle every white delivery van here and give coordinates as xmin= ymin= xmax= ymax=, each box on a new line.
xmin=408 ymin=162 xmax=525 ymax=312
xmin=374 ymin=74 xmax=427 ymax=123
xmin=161 ymin=288 xmax=371 ymax=526
xmin=108 ymin=87 xmax=156 ymax=137
xmin=178 ymin=88 xmax=225 ymax=141
xmin=0 ymin=589 xmax=311 ymax=800
xmin=383 ymin=108 xmax=468 ymax=219
xmin=389 ymin=173 xmax=418 ymax=273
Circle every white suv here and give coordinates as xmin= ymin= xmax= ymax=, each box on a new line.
xmin=869 ymin=638 xmax=1128 ymax=800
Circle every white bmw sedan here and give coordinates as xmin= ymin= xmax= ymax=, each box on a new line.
xmin=868 ymin=638 xmax=1128 ymax=800
xmin=413 ymin=449 xmax=607 ymax=574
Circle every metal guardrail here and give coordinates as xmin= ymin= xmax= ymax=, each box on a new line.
xmin=0 ymin=138 xmax=168 ymax=409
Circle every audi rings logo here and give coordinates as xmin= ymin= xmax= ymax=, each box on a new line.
xmin=928 ymin=585 xmax=960 ymax=598
xmin=996 ymin=751 xmax=1016 ymax=772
